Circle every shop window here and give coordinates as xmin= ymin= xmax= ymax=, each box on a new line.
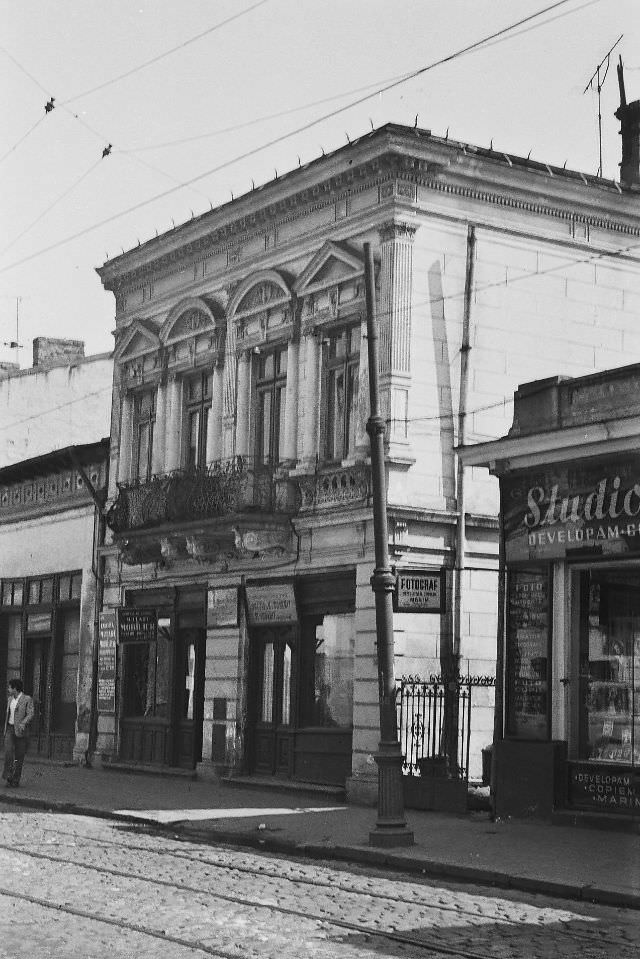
xmin=578 ymin=569 xmax=640 ymax=765
xmin=301 ymin=613 xmax=355 ymax=728
xmin=322 ymin=323 xmax=360 ymax=462
xmin=133 ymin=390 xmax=155 ymax=484
xmin=185 ymin=371 xmax=211 ymax=469
xmin=5 ymin=615 xmax=22 ymax=678
xmin=122 ymin=632 xmax=171 ymax=719
xmin=255 ymin=346 xmax=287 ymax=466
xmin=505 ymin=566 xmax=551 ymax=740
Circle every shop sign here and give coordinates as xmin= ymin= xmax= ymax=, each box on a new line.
xmin=245 ymin=583 xmax=297 ymax=626
xmin=97 ymin=611 xmax=117 ymax=713
xmin=569 ymin=763 xmax=640 ymax=812
xmin=117 ymin=607 xmax=157 ymax=643
xmin=26 ymin=612 xmax=51 ymax=633
xmin=503 ymin=453 xmax=640 ymax=561
xmin=394 ymin=568 xmax=445 ymax=613
xmin=207 ymin=587 xmax=238 ymax=628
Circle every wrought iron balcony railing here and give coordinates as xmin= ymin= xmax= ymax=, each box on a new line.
xmin=106 ymin=458 xmax=297 ymax=534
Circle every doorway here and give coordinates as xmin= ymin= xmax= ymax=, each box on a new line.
xmin=174 ymin=625 xmax=206 ymax=768
xmin=250 ymin=626 xmax=295 ymax=776
xmin=24 ymin=636 xmax=50 ymax=756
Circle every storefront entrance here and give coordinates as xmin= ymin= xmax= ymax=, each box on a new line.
xmin=119 ymin=588 xmax=206 ymax=769
xmin=250 ymin=626 xmax=295 ymax=777
xmin=24 ymin=636 xmax=49 ymax=756
xmin=246 ymin=574 xmax=356 ymax=787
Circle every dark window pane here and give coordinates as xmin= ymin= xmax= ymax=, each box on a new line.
xmin=71 ymin=574 xmax=82 ymax=601
xmin=28 ymin=581 xmax=40 ymax=605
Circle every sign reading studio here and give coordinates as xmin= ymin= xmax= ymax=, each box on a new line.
xmin=503 ymin=453 xmax=640 ymax=561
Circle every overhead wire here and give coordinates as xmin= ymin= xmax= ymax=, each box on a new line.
xmin=59 ymin=0 xmax=271 ymax=106
xmin=0 ymin=0 xmax=592 ymax=276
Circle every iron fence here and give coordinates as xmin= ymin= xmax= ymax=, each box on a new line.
xmin=396 ymin=674 xmax=496 ymax=782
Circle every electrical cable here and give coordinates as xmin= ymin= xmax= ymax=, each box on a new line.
xmin=59 ymin=0 xmax=271 ymax=106
xmin=1 ymin=158 xmax=104 ymax=256
xmin=0 ymin=0 xmax=592 ymax=275
xmin=0 ymin=115 xmax=46 ymax=167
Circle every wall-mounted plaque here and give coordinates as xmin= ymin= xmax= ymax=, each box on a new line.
xmin=245 ymin=583 xmax=297 ymax=626
xmin=207 ymin=587 xmax=238 ymax=628
xmin=97 ymin=611 xmax=117 ymax=713
xmin=117 ymin=607 xmax=157 ymax=643
xmin=394 ymin=568 xmax=445 ymax=613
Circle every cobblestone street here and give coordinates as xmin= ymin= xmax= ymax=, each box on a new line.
xmin=0 ymin=809 xmax=637 ymax=959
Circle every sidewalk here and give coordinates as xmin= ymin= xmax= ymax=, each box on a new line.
xmin=1 ymin=759 xmax=638 ymax=910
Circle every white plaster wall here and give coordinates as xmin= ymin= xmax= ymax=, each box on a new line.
xmin=0 ymin=353 xmax=113 ymax=467
xmin=0 ymin=508 xmax=95 ymax=576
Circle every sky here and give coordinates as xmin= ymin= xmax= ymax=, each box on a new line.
xmin=0 ymin=0 xmax=638 ymax=366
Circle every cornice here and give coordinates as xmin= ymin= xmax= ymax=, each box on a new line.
xmin=97 ymin=128 xmax=640 ymax=295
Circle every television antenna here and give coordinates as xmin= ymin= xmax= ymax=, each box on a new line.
xmin=2 ymin=297 xmax=24 ymax=367
xmin=583 ymin=35 xmax=624 ymax=177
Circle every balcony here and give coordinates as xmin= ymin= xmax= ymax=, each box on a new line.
xmin=296 ymin=462 xmax=372 ymax=513
xmin=106 ymin=458 xmax=298 ymax=535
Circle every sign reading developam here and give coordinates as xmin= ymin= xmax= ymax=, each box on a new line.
xmin=394 ymin=568 xmax=445 ymax=613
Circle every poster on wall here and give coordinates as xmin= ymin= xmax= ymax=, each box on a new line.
xmin=506 ymin=567 xmax=550 ymax=740
xmin=502 ymin=453 xmax=640 ymax=562
xmin=207 ymin=587 xmax=238 ymax=628
xmin=97 ymin=611 xmax=117 ymax=714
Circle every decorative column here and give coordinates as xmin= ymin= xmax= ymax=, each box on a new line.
xmin=117 ymin=392 xmax=133 ymax=486
xmin=222 ymin=320 xmax=238 ymax=459
xmin=235 ymin=351 xmax=251 ymax=460
xmin=164 ymin=375 xmax=183 ymax=472
xmin=151 ymin=382 xmax=167 ymax=475
xmin=283 ymin=338 xmax=299 ymax=465
xmin=299 ymin=331 xmax=321 ymax=466
xmin=206 ymin=363 xmax=224 ymax=465
xmin=378 ymin=221 xmax=417 ymax=456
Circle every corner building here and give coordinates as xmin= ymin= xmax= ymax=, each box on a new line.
xmin=96 ymin=122 xmax=640 ymax=801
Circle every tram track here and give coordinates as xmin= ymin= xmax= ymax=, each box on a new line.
xmin=0 ymin=831 xmax=631 ymax=959
xmin=21 ymin=820 xmax=626 ymax=948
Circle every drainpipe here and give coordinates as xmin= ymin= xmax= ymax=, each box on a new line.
xmin=453 ymin=225 xmax=476 ymax=666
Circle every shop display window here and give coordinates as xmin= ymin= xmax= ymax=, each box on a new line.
xmin=506 ymin=566 xmax=551 ymax=740
xmin=579 ymin=569 xmax=640 ymax=765
xmin=302 ymin=613 xmax=355 ymax=728
xmin=122 ymin=633 xmax=171 ymax=719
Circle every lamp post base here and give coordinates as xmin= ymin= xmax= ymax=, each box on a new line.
xmin=369 ymin=738 xmax=414 ymax=847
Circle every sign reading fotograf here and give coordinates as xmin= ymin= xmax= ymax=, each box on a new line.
xmin=503 ymin=453 xmax=640 ymax=561
xmin=394 ymin=568 xmax=445 ymax=613
xmin=245 ymin=583 xmax=297 ymax=626
xmin=117 ymin=607 xmax=157 ymax=643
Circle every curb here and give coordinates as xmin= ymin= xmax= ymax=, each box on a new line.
xmin=1 ymin=793 xmax=638 ymax=911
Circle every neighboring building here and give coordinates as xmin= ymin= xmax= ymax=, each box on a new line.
xmin=461 ymin=362 xmax=640 ymax=824
xmin=0 ymin=341 xmax=112 ymax=762
xmin=95 ymin=99 xmax=640 ymax=799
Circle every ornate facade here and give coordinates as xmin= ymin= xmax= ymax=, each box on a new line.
xmin=96 ymin=123 xmax=640 ymax=799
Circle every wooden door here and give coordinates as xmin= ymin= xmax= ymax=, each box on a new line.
xmin=174 ymin=627 xmax=206 ymax=769
xmin=24 ymin=637 xmax=50 ymax=756
xmin=250 ymin=627 xmax=295 ymax=777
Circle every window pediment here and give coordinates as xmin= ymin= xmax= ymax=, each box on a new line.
xmin=228 ymin=271 xmax=291 ymax=320
xmin=115 ymin=320 xmax=161 ymax=362
xmin=160 ymin=297 xmax=223 ymax=347
xmin=293 ymin=242 xmax=364 ymax=298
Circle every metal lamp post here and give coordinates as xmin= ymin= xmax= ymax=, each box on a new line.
xmin=364 ymin=241 xmax=414 ymax=848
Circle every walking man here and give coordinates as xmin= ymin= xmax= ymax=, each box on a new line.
xmin=3 ymin=678 xmax=34 ymax=787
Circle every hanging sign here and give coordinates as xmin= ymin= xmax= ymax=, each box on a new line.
xmin=394 ymin=568 xmax=445 ymax=613
xmin=117 ymin=607 xmax=157 ymax=643
xmin=245 ymin=583 xmax=297 ymax=626
xmin=97 ymin=611 xmax=117 ymax=713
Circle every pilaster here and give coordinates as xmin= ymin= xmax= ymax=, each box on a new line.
xmin=378 ymin=220 xmax=417 ymax=459
xmin=151 ymin=382 xmax=167 ymax=475
xmin=117 ymin=392 xmax=133 ymax=486
xmin=206 ymin=363 xmax=224 ymax=464
xmin=235 ymin=351 xmax=252 ymax=460
xmin=164 ymin=375 xmax=183 ymax=472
